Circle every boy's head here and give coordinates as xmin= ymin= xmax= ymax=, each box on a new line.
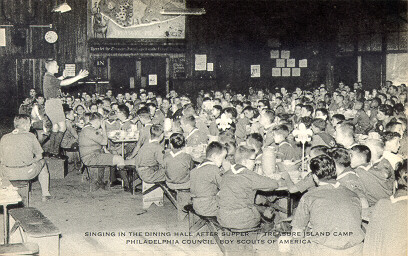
xmin=301 ymin=105 xmax=314 ymax=117
xmin=315 ymin=108 xmax=328 ymax=120
xmin=364 ymin=139 xmax=384 ymax=162
xmin=180 ymin=115 xmax=196 ymax=131
xmin=273 ymin=125 xmax=290 ymax=144
xmin=395 ymin=160 xmax=407 ymax=192
xmin=117 ymin=104 xmax=130 ymax=120
xmin=146 ymin=102 xmax=157 ymax=115
xmin=89 ymin=112 xmax=103 ymax=129
xmin=259 ymin=109 xmax=275 ymax=127
xmin=311 ymin=119 xmax=326 ymax=133
xmin=377 ymin=104 xmax=393 ymax=121
xmin=246 ymin=133 xmax=263 ymax=153
xmin=331 ymin=114 xmax=345 ymax=127
xmin=382 ymin=131 xmax=401 ymax=154
xmin=354 ymin=100 xmax=364 ymax=110
xmin=243 ymin=106 xmax=255 ymax=119
xmin=350 ymin=145 xmax=371 ymax=168
xmin=212 ymin=105 xmax=222 ymax=118
xmin=13 ymin=114 xmax=31 ymax=131
xmin=310 ymin=155 xmax=337 ymax=183
xmin=45 ymin=59 xmax=58 ymax=74
xmin=36 ymin=94 xmax=45 ymax=105
xmin=137 ymin=107 xmax=151 ymax=124
xmin=169 ymin=133 xmax=185 ymax=149
xmin=335 ymin=123 xmax=354 ymax=142
xmin=206 ymin=141 xmax=227 ymax=167
xmin=234 ymin=146 xmax=257 ymax=171
xmin=64 ymin=107 xmax=75 ymax=121
xmin=309 ymin=145 xmax=329 ymax=158
xmin=327 ymin=147 xmax=351 ymax=169
xmin=150 ymin=125 xmax=164 ymax=141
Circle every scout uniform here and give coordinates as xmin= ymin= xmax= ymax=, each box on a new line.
xmin=163 ymin=150 xmax=194 ymax=190
xmin=185 ymin=128 xmax=208 ymax=163
xmin=135 ymin=139 xmax=165 ymax=183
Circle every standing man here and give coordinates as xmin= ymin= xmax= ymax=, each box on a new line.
xmin=43 ymin=59 xmax=89 ymax=157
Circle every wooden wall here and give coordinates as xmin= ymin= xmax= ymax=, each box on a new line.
xmin=0 ymin=0 xmax=406 ymax=115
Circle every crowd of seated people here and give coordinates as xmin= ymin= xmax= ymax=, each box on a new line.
xmin=8 ymin=80 xmax=407 ymax=255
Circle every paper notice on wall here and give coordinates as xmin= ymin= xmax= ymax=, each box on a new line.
xmin=207 ymin=63 xmax=214 ymax=71
xmin=64 ymin=64 xmax=76 ymax=77
xmin=287 ymin=59 xmax=296 ymax=67
xmin=148 ymin=74 xmax=157 ymax=85
xmin=272 ymin=68 xmax=281 ymax=77
xmin=250 ymin=65 xmax=261 ymax=77
xmin=292 ymin=68 xmax=301 ymax=77
xmin=0 ymin=28 xmax=5 ymax=46
xmin=281 ymin=50 xmax=290 ymax=59
xmin=282 ymin=68 xmax=291 ymax=77
xmin=276 ymin=59 xmax=285 ymax=67
xmin=299 ymin=59 xmax=308 ymax=68
xmin=195 ymin=54 xmax=207 ymax=71
xmin=270 ymin=50 xmax=279 ymax=59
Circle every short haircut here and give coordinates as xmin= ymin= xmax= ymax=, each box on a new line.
xmin=386 ymin=121 xmax=403 ymax=131
xmin=299 ymin=116 xmax=313 ymax=128
xmin=243 ymin=106 xmax=254 ymax=112
xmin=89 ymin=112 xmax=103 ymax=122
xmin=315 ymin=108 xmax=328 ymax=117
xmin=274 ymin=124 xmax=290 ymax=137
xmin=137 ymin=107 xmax=150 ymax=120
xmin=44 ymin=59 xmax=56 ymax=70
xmin=309 ymin=155 xmax=337 ymax=181
xmin=382 ymin=131 xmax=401 ymax=143
xmin=169 ymin=133 xmax=185 ymax=149
xmin=310 ymin=145 xmax=329 ymax=157
xmin=336 ymin=123 xmax=354 ymax=136
xmin=247 ymin=133 xmax=263 ymax=149
xmin=182 ymin=104 xmax=196 ymax=117
xmin=262 ymin=109 xmax=275 ymax=124
xmin=150 ymin=124 xmax=164 ymax=139
xmin=181 ymin=115 xmax=196 ymax=127
xmin=206 ymin=141 xmax=226 ymax=158
xmin=332 ymin=114 xmax=346 ymax=122
xmin=213 ymin=105 xmax=222 ymax=112
xmin=117 ymin=104 xmax=130 ymax=118
xmin=258 ymin=99 xmax=270 ymax=109
xmin=378 ymin=104 xmax=393 ymax=116
xmin=312 ymin=118 xmax=327 ymax=131
xmin=36 ymin=93 xmax=44 ymax=99
xmin=351 ymin=145 xmax=371 ymax=163
xmin=302 ymin=104 xmax=314 ymax=114
xmin=146 ymin=102 xmax=157 ymax=109
xmin=223 ymin=107 xmax=238 ymax=119
xmin=64 ymin=106 xmax=73 ymax=115
xmin=234 ymin=145 xmax=256 ymax=165
xmin=14 ymin=114 xmax=31 ymax=129
xmin=327 ymin=147 xmax=351 ymax=168
xmin=371 ymin=97 xmax=382 ymax=105
xmin=395 ymin=159 xmax=407 ymax=190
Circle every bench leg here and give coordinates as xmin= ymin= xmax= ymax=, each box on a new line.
xmin=206 ymin=222 xmax=226 ymax=255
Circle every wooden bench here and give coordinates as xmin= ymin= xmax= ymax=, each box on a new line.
xmin=10 ymin=180 xmax=31 ymax=206
xmin=8 ymin=207 xmax=61 ymax=256
xmin=0 ymin=242 xmax=39 ymax=255
xmin=80 ymin=163 xmax=112 ymax=192
xmin=44 ymin=157 xmax=68 ymax=179
xmin=142 ymin=181 xmax=178 ymax=209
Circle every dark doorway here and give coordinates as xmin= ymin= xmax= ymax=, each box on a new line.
xmin=334 ymin=56 xmax=357 ymax=87
xmin=362 ymin=53 xmax=382 ymax=90
xmin=109 ymin=58 xmax=136 ymax=92
xmin=140 ymin=58 xmax=166 ymax=94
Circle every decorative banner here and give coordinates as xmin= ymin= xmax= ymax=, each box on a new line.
xmin=0 ymin=28 xmax=5 ymax=46
xmin=195 ymin=54 xmax=207 ymax=71
xmin=299 ymin=59 xmax=308 ymax=68
xmin=207 ymin=63 xmax=214 ymax=71
xmin=281 ymin=50 xmax=290 ymax=59
xmin=287 ymin=59 xmax=296 ymax=67
xmin=250 ymin=65 xmax=261 ymax=78
xmin=148 ymin=74 xmax=157 ymax=85
xmin=64 ymin=64 xmax=76 ymax=77
xmin=276 ymin=59 xmax=285 ymax=67
xmin=292 ymin=68 xmax=301 ymax=77
xmin=272 ymin=68 xmax=281 ymax=77
xmin=270 ymin=50 xmax=279 ymax=59
xmin=282 ymin=68 xmax=291 ymax=77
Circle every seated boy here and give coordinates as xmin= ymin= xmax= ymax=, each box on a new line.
xmin=259 ymin=109 xmax=275 ymax=147
xmin=134 ymin=125 xmax=166 ymax=183
xmin=246 ymin=133 xmax=264 ymax=175
xmin=351 ymin=142 xmax=394 ymax=207
xmin=289 ymin=155 xmax=364 ymax=255
xmin=180 ymin=115 xmax=208 ymax=163
xmin=351 ymin=100 xmax=371 ymax=134
xmin=363 ymin=160 xmax=407 ymax=256
xmin=78 ymin=113 xmax=133 ymax=190
xmin=217 ymin=146 xmax=279 ymax=229
xmin=61 ymin=107 xmax=79 ymax=150
xmin=272 ymin=124 xmax=297 ymax=162
xmin=128 ymin=108 xmax=153 ymax=159
xmin=163 ymin=133 xmax=194 ymax=190
xmin=382 ymin=131 xmax=403 ymax=170
xmin=310 ymin=119 xmax=336 ymax=148
xmin=0 ymin=115 xmax=51 ymax=201
xmin=190 ymin=142 xmax=227 ymax=217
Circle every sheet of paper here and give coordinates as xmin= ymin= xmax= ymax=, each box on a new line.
xmin=195 ymin=54 xmax=207 ymax=71
xmin=148 ymin=74 xmax=157 ymax=85
xmin=282 ymin=68 xmax=291 ymax=77
xmin=0 ymin=28 xmax=5 ymax=46
xmin=292 ymin=68 xmax=301 ymax=77
xmin=287 ymin=59 xmax=296 ymax=67
xmin=281 ymin=50 xmax=290 ymax=59
xmin=272 ymin=68 xmax=281 ymax=77
xmin=270 ymin=50 xmax=279 ymax=59
xmin=207 ymin=63 xmax=214 ymax=71
xmin=64 ymin=64 xmax=76 ymax=77
xmin=250 ymin=65 xmax=261 ymax=78
xmin=276 ymin=59 xmax=285 ymax=67
xmin=299 ymin=59 xmax=308 ymax=68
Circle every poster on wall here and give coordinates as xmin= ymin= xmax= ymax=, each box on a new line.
xmin=276 ymin=59 xmax=285 ymax=67
xmin=386 ymin=53 xmax=408 ymax=85
xmin=287 ymin=59 xmax=296 ymax=67
xmin=281 ymin=50 xmax=290 ymax=59
xmin=282 ymin=68 xmax=291 ymax=77
xmin=90 ymin=0 xmax=186 ymax=39
xmin=195 ymin=54 xmax=207 ymax=71
xmin=299 ymin=59 xmax=308 ymax=68
xmin=292 ymin=68 xmax=301 ymax=77
xmin=0 ymin=28 xmax=5 ymax=46
xmin=148 ymin=74 xmax=157 ymax=85
xmin=64 ymin=64 xmax=76 ymax=77
xmin=270 ymin=50 xmax=279 ymax=59
xmin=207 ymin=63 xmax=214 ymax=71
xmin=251 ymin=65 xmax=261 ymax=78
xmin=272 ymin=68 xmax=281 ymax=77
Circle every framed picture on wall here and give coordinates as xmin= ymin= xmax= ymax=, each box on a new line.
xmin=251 ymin=65 xmax=261 ymax=77
xmin=272 ymin=68 xmax=281 ymax=77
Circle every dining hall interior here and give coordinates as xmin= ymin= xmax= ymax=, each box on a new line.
xmin=0 ymin=0 xmax=407 ymax=255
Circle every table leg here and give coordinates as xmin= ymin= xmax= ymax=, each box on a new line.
xmin=121 ymin=142 xmax=125 ymax=158
xmin=2 ymin=204 xmax=8 ymax=244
